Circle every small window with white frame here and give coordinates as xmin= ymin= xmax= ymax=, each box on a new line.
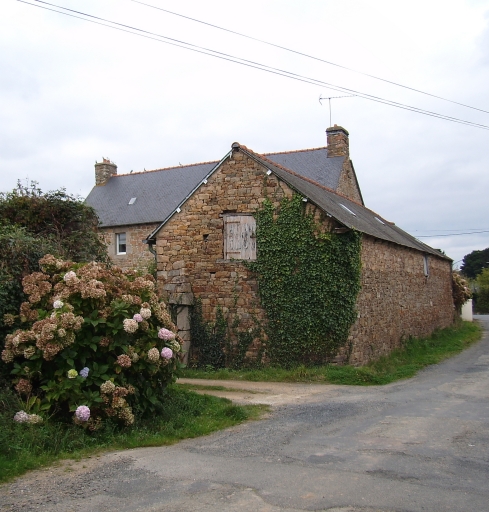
xmin=116 ymin=232 xmax=127 ymax=255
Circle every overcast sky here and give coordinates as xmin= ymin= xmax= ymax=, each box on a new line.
xmin=2 ymin=0 xmax=488 ymax=267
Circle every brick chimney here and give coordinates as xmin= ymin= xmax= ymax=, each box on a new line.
xmin=95 ymin=158 xmax=117 ymax=186
xmin=326 ymin=125 xmax=349 ymax=158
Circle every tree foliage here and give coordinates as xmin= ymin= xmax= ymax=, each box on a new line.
xmin=0 ymin=181 xmax=107 ymax=263
xmin=474 ymin=268 xmax=489 ymax=314
xmin=460 ymin=247 xmax=489 ymax=279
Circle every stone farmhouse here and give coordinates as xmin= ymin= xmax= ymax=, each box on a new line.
xmin=85 ymin=126 xmax=454 ymax=365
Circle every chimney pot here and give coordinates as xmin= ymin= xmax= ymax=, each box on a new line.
xmin=95 ymin=158 xmax=117 ymax=186
xmin=326 ymin=125 xmax=349 ymax=158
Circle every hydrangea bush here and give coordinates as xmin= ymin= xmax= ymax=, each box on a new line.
xmin=2 ymin=255 xmax=181 ymax=429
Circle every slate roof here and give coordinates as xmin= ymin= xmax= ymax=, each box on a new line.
xmin=85 ymin=162 xmax=218 ymax=227
xmin=264 ymin=148 xmax=344 ymax=191
xmin=86 ymin=147 xmax=347 ymax=229
xmin=85 ymin=143 xmax=449 ymax=260
xmin=244 ymin=148 xmax=449 ymax=260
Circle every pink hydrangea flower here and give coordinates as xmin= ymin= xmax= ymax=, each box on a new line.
xmin=133 ymin=313 xmax=143 ymax=323
xmin=158 ymin=328 xmax=175 ymax=341
xmin=161 ymin=347 xmax=173 ymax=359
xmin=75 ymin=405 xmax=90 ymax=422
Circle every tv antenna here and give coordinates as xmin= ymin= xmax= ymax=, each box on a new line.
xmin=319 ymin=95 xmax=354 ymax=126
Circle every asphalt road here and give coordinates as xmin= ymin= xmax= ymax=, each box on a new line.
xmin=2 ymin=316 xmax=488 ymax=512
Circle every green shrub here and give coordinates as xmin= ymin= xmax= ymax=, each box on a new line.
xmin=2 ymin=255 xmax=182 ymax=429
xmin=0 ymin=224 xmax=60 ymax=383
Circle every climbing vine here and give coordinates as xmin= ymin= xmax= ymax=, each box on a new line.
xmin=189 ymin=299 xmax=264 ymax=369
xmin=189 ymin=300 xmax=226 ymax=369
xmin=248 ymin=195 xmax=362 ymax=367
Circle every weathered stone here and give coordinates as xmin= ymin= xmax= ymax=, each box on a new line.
xmin=177 ymin=309 xmax=191 ymax=331
xmin=169 ymin=292 xmax=194 ymax=306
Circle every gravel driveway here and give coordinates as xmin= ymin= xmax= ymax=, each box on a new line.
xmin=1 ymin=316 xmax=488 ymax=512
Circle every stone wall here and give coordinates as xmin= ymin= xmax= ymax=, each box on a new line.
xmin=154 ymin=148 xmax=454 ymax=366
xmin=156 ymin=149 xmax=286 ymax=335
xmin=101 ymin=223 xmax=159 ymax=272
xmin=346 ymin=234 xmax=454 ymax=365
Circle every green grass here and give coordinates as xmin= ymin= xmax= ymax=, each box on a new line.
xmin=0 ymin=386 xmax=266 ymax=484
xmin=181 ymin=320 xmax=483 ymax=386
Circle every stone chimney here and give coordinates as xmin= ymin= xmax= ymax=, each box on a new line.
xmin=95 ymin=158 xmax=117 ymax=186
xmin=326 ymin=125 xmax=349 ymax=158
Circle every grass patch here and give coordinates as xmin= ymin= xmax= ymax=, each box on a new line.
xmin=181 ymin=320 xmax=483 ymax=386
xmin=0 ymin=386 xmax=264 ymax=484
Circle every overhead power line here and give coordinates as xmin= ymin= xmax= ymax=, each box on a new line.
xmin=130 ymin=0 xmax=489 ymax=116
xmin=417 ymin=230 xmax=489 ymax=237
xmin=18 ymin=0 xmax=489 ymax=130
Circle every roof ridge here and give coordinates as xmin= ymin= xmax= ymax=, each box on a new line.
xmin=256 ymin=151 xmax=363 ymax=206
xmin=262 ymin=146 xmax=327 ymax=156
xmin=115 ymin=160 xmax=219 ymax=177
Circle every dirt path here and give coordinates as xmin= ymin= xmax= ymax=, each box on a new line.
xmin=177 ymin=378 xmax=353 ymax=406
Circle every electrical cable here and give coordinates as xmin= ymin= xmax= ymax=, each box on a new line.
xmin=18 ymin=0 xmax=489 ymax=130
xmin=417 ymin=230 xmax=489 ymax=237
xmin=414 ymin=228 xmax=487 ymax=232
xmin=129 ymin=0 xmax=489 ymax=115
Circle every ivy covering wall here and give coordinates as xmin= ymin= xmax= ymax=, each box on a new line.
xmin=249 ymin=195 xmax=362 ymax=367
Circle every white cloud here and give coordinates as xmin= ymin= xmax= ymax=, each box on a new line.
xmin=1 ymin=0 xmax=488 ymax=264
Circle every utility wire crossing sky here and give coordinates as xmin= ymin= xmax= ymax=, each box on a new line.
xmin=2 ymin=0 xmax=489 ymax=266
xmin=19 ymin=0 xmax=489 ymax=129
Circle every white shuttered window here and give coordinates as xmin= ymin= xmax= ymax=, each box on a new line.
xmin=223 ymin=215 xmax=256 ymax=260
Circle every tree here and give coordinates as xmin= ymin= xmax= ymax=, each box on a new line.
xmin=0 ymin=181 xmax=107 ymax=263
xmin=474 ymin=268 xmax=489 ymax=314
xmin=460 ymin=247 xmax=489 ymax=279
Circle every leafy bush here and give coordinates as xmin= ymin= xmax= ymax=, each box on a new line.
xmin=0 ymin=182 xmax=108 ymax=381
xmin=1 ymin=255 xmax=181 ymax=429
xmin=0 ymin=224 xmax=60 ymax=382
